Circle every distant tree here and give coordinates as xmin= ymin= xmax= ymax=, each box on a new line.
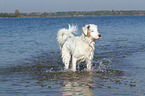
xmin=112 ymin=10 xmax=115 ymax=12
xmin=14 ymin=10 xmax=20 ymax=17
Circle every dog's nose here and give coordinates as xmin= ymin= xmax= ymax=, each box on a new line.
xmin=98 ymin=34 xmax=101 ymax=37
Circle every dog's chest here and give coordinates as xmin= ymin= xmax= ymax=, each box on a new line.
xmin=74 ymin=41 xmax=94 ymax=59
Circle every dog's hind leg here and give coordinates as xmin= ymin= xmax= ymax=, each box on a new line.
xmin=62 ymin=47 xmax=71 ymax=70
xmin=86 ymin=60 xmax=92 ymax=71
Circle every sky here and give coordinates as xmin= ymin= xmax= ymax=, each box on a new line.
xmin=0 ymin=0 xmax=145 ymax=13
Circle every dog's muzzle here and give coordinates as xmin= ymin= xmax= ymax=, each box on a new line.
xmin=95 ymin=34 xmax=101 ymax=40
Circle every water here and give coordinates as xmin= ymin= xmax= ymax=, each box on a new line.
xmin=0 ymin=16 xmax=145 ymax=96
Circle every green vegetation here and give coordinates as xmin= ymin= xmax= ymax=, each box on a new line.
xmin=1 ymin=10 xmax=145 ymax=18
xmin=14 ymin=10 xmax=20 ymax=17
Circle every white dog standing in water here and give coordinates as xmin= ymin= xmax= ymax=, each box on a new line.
xmin=57 ymin=24 xmax=101 ymax=71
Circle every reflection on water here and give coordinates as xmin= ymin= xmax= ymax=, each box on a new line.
xmin=60 ymin=72 xmax=94 ymax=96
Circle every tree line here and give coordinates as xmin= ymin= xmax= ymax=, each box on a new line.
xmin=1 ymin=10 xmax=145 ymax=18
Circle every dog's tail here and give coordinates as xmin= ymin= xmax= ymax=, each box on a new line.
xmin=57 ymin=24 xmax=77 ymax=49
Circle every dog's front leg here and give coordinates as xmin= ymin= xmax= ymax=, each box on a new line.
xmin=72 ymin=56 xmax=77 ymax=71
xmin=86 ymin=60 xmax=92 ymax=71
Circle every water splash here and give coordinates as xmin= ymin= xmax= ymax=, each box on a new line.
xmin=92 ymin=58 xmax=112 ymax=71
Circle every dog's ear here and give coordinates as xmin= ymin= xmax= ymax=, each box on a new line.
xmin=82 ymin=27 xmax=87 ymax=36
xmin=82 ymin=25 xmax=90 ymax=36
xmin=87 ymin=25 xmax=90 ymax=29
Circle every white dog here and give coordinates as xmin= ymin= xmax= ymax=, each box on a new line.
xmin=57 ymin=24 xmax=101 ymax=71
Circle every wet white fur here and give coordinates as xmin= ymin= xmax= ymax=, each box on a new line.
xmin=57 ymin=24 xmax=101 ymax=71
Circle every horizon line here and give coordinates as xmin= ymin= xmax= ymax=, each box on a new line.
xmin=1 ymin=9 xmax=145 ymax=13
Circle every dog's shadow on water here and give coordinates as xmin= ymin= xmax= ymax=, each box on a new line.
xmin=29 ymin=52 xmax=126 ymax=94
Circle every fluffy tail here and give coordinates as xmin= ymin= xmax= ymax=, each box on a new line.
xmin=57 ymin=24 xmax=77 ymax=49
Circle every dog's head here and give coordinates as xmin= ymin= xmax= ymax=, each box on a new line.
xmin=82 ymin=24 xmax=101 ymax=40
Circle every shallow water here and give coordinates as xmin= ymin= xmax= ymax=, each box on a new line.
xmin=0 ymin=16 xmax=145 ymax=96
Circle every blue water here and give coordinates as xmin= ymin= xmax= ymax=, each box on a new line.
xmin=0 ymin=16 xmax=145 ymax=96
